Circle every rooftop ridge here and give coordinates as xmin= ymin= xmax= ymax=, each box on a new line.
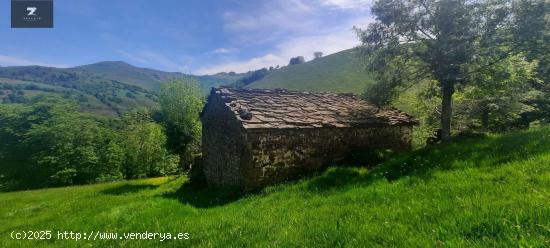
xmin=214 ymin=86 xmax=358 ymax=98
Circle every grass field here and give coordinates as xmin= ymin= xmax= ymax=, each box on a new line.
xmin=1 ymin=127 xmax=549 ymax=247
xmin=247 ymin=49 xmax=375 ymax=93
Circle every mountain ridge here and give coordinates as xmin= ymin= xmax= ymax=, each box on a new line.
xmin=0 ymin=61 xmax=245 ymax=116
xmin=0 ymin=49 xmax=370 ymax=116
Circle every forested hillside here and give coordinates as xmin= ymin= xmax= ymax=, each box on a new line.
xmin=0 ymin=80 xmax=203 ymax=192
xmin=0 ymin=63 xmax=243 ymax=116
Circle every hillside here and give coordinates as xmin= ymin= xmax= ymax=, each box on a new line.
xmin=246 ymin=49 xmax=375 ymax=93
xmin=74 ymin=61 xmax=182 ymax=90
xmin=0 ymin=63 xmax=244 ymax=116
xmin=0 ymin=49 xmax=373 ymax=116
xmin=1 ymin=127 xmax=549 ymax=247
xmin=76 ymin=62 xmax=244 ymax=91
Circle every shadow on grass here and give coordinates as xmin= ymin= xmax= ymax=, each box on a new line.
xmin=163 ymin=128 xmax=549 ymax=203
xmin=307 ymin=127 xmax=550 ymax=192
xmin=162 ymin=182 xmax=247 ymax=208
xmin=101 ymin=184 xmax=159 ymax=195
xmin=306 ymin=167 xmax=372 ymax=192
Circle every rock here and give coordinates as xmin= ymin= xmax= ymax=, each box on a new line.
xmin=239 ymin=108 xmax=253 ymax=120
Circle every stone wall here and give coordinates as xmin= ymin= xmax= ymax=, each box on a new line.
xmin=202 ymin=89 xmax=415 ymax=190
xmin=201 ymin=95 xmax=246 ymax=187
xmin=240 ymin=126 xmax=413 ymax=189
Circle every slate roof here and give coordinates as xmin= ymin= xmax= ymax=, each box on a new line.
xmin=210 ymin=87 xmax=418 ymax=129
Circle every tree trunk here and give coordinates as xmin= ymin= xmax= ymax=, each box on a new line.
xmin=441 ymin=83 xmax=454 ymax=142
xmin=481 ymin=108 xmax=489 ymax=131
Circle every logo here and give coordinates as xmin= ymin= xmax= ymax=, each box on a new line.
xmin=11 ymin=0 xmax=53 ymax=28
xmin=27 ymin=7 xmax=37 ymax=16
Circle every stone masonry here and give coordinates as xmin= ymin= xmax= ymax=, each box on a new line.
xmin=200 ymin=87 xmax=418 ymax=190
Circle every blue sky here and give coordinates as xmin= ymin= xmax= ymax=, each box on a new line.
xmin=0 ymin=0 xmax=373 ymax=75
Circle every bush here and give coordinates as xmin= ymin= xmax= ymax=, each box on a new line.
xmin=0 ymin=96 xmax=180 ymax=191
xmin=159 ymin=80 xmax=203 ymax=169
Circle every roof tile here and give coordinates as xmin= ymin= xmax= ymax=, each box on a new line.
xmin=209 ymin=87 xmax=419 ymax=129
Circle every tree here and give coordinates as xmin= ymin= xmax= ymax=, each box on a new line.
xmin=0 ymin=96 xmax=179 ymax=191
xmin=289 ymin=56 xmax=305 ymax=65
xmin=119 ymin=109 xmax=179 ymax=179
xmin=356 ymin=0 xmax=547 ymax=141
xmin=159 ymin=79 xmax=203 ymax=169
xmin=313 ymin=52 xmax=323 ymax=59
xmin=524 ymin=53 xmax=550 ymax=124
xmin=455 ymin=55 xmax=537 ymax=131
xmin=235 ymin=68 xmax=269 ymax=88
xmin=0 ymin=96 xmax=121 ymax=188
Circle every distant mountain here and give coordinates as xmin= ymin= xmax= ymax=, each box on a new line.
xmin=246 ymin=49 xmax=375 ymax=93
xmin=74 ymin=61 xmax=181 ymax=90
xmin=0 ymin=49 xmax=374 ymax=116
xmin=74 ymin=61 xmax=245 ymax=91
xmin=0 ymin=62 xmax=245 ymax=116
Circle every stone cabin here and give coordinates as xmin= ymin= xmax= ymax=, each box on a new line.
xmin=200 ymin=87 xmax=418 ymax=190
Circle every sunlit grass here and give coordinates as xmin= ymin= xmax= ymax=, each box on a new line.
xmin=1 ymin=127 xmax=549 ymax=247
xmin=248 ymin=49 xmax=375 ymax=93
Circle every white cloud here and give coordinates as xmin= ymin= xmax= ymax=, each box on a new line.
xmin=0 ymin=55 xmax=70 ymax=68
xmin=320 ymin=0 xmax=372 ymax=9
xmin=211 ymin=48 xmax=238 ymax=54
xmin=223 ymin=0 xmax=313 ymax=32
xmin=196 ymin=16 xmax=373 ymax=74
xmin=116 ymin=50 xmax=190 ymax=72
xmin=115 ymin=50 xmax=148 ymax=65
xmin=195 ymin=0 xmax=375 ymax=74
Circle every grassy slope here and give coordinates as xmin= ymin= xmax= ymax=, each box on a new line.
xmin=247 ymin=49 xmax=375 ymax=93
xmin=1 ymin=127 xmax=550 ymax=247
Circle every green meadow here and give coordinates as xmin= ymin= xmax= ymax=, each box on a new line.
xmin=247 ymin=49 xmax=375 ymax=93
xmin=1 ymin=126 xmax=549 ymax=247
